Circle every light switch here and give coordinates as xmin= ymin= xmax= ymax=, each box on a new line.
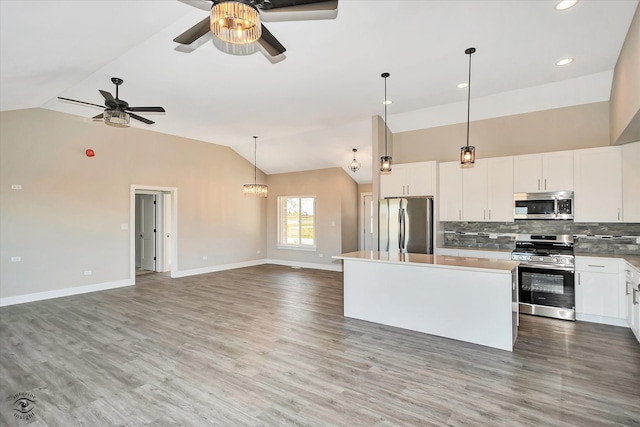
xmin=11 ymin=256 xmax=21 ymax=262
xmin=11 ymin=184 xmax=22 ymax=190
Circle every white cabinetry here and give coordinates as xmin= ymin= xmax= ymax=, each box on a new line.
xmin=622 ymin=141 xmax=640 ymax=222
xmin=439 ymin=157 xmax=514 ymax=222
xmin=574 ymin=146 xmax=623 ymax=222
xmin=625 ymin=262 xmax=640 ymax=342
xmin=487 ymin=157 xmax=514 ymax=221
xmin=438 ymin=162 xmax=463 ymax=221
xmin=513 ymin=151 xmax=573 ymax=193
xmin=380 ymin=161 xmax=436 ymax=198
xmin=575 ymin=256 xmax=626 ymax=326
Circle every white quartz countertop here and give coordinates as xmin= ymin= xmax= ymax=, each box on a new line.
xmin=333 ymin=251 xmax=519 ymax=273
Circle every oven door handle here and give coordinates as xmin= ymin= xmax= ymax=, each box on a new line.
xmin=517 ymin=262 xmax=574 ymax=272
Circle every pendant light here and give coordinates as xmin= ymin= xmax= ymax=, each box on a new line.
xmin=380 ymin=72 xmax=392 ymax=173
xmin=461 ymin=47 xmax=476 ymax=166
xmin=243 ymin=136 xmax=268 ymax=197
xmin=349 ymin=148 xmax=361 ymax=172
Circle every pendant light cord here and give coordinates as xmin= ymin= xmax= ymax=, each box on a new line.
xmin=253 ymin=136 xmax=257 ymax=185
xmin=382 ymin=73 xmax=390 ymax=156
xmin=465 ymin=48 xmax=474 ymax=149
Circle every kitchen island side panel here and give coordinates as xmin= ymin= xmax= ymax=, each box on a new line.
xmin=343 ymin=259 xmax=516 ymax=351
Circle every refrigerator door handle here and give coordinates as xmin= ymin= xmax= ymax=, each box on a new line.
xmin=399 ymin=208 xmax=406 ymax=252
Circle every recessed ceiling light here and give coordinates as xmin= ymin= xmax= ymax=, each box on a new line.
xmin=555 ymin=0 xmax=578 ymax=11
xmin=457 ymin=82 xmax=469 ymax=89
xmin=556 ymin=58 xmax=574 ymax=66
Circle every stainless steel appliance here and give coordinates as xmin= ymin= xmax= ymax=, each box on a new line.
xmin=511 ymin=234 xmax=575 ymax=321
xmin=514 ymin=191 xmax=574 ymax=220
xmin=379 ymin=197 xmax=433 ymax=254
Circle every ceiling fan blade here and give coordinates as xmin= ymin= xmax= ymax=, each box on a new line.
xmin=92 ymin=113 xmax=104 ymax=120
xmin=129 ymin=113 xmax=155 ymax=125
xmin=126 ymin=106 xmax=166 ymax=113
xmin=99 ymin=90 xmax=115 ymax=102
xmin=262 ymin=0 xmax=338 ymax=12
xmin=174 ymin=16 xmax=211 ymax=44
xmin=57 ymin=97 xmax=104 ymax=109
xmin=258 ymin=24 xmax=286 ymax=56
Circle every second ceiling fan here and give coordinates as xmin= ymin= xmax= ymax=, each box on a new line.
xmin=174 ymin=0 xmax=338 ymax=56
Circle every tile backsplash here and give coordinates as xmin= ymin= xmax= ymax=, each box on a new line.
xmin=442 ymin=220 xmax=640 ymax=255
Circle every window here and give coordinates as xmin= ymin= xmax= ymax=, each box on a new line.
xmin=278 ymin=196 xmax=316 ymax=250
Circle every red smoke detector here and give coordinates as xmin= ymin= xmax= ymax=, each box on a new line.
xmin=86 ymin=149 xmax=95 ymax=157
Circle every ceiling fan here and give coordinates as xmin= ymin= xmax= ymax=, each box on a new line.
xmin=57 ymin=77 xmax=166 ymax=125
xmin=174 ymin=0 xmax=339 ymax=56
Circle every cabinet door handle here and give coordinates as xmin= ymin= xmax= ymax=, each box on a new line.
xmin=483 ymin=210 xmax=486 ymax=220
xmin=634 ymin=288 xmax=639 ymax=305
xmin=544 ymin=179 xmax=547 ymax=190
xmin=578 ymin=272 xmax=581 ymax=285
xmin=459 ymin=210 xmax=461 ymax=220
xmin=538 ymin=179 xmax=541 ymax=190
xmin=618 ymin=208 xmax=621 ymax=221
xmin=627 ymin=282 xmax=633 ymax=296
xmin=407 ymin=185 xmax=410 ymax=195
xmin=587 ymin=264 xmax=605 ymax=268
xmin=489 ymin=209 xmax=492 ymax=220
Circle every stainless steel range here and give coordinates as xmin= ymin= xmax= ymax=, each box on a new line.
xmin=511 ymin=234 xmax=576 ymax=321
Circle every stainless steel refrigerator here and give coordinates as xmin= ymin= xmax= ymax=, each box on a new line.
xmin=379 ymin=197 xmax=434 ymax=254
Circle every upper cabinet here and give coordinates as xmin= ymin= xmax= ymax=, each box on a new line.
xmin=380 ymin=161 xmax=436 ymax=198
xmin=438 ymin=161 xmax=463 ymax=221
xmin=622 ymin=141 xmax=640 ymax=222
xmin=439 ymin=157 xmax=514 ymax=222
xmin=513 ymin=151 xmax=574 ymax=193
xmin=574 ymin=146 xmax=623 ymax=222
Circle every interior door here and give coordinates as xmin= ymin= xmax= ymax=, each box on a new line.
xmin=136 ymin=194 xmax=156 ymax=271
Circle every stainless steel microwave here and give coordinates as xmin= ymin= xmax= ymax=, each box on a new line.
xmin=514 ymin=192 xmax=574 ymax=220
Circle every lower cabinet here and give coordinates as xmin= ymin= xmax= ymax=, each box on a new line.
xmin=625 ymin=263 xmax=640 ymax=342
xmin=575 ymin=257 xmax=626 ymax=326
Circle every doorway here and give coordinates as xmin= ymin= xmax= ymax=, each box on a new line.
xmin=361 ymin=192 xmax=374 ymax=251
xmin=131 ymin=185 xmax=177 ymax=281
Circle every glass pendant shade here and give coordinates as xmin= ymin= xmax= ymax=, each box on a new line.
xmin=244 ymin=136 xmax=268 ymax=197
xmin=460 ymin=146 xmax=475 ymax=165
xmin=349 ymin=148 xmax=361 ymax=172
xmin=104 ymin=109 xmax=129 ymax=125
xmin=380 ymin=155 xmax=392 ymax=173
xmin=211 ymin=1 xmax=262 ymax=45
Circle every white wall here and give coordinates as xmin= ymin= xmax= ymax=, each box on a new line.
xmin=0 ymin=108 xmax=267 ymax=301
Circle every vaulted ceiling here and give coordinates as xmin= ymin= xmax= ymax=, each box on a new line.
xmin=1 ymin=0 xmax=637 ymax=183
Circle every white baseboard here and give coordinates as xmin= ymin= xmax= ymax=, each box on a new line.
xmin=265 ymin=258 xmax=343 ymax=272
xmin=173 ymin=259 xmax=267 ymax=278
xmin=0 ymin=259 xmax=343 ymax=307
xmin=576 ymin=313 xmax=629 ymax=328
xmin=0 ymin=278 xmax=134 ymax=307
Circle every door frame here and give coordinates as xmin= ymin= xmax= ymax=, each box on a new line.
xmin=130 ymin=185 xmax=178 ymax=281
xmin=360 ymin=191 xmax=373 ymax=251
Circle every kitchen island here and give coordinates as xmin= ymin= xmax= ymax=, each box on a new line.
xmin=333 ymin=251 xmax=519 ymax=351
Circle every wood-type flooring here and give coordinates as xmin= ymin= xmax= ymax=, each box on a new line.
xmin=1 ymin=264 xmax=639 ymax=426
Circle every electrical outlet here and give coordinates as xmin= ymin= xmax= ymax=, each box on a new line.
xmin=11 ymin=184 xmax=22 ymax=190
xmin=11 ymin=256 xmax=21 ymax=262
xmin=636 ymin=237 xmax=640 ymax=244
xmin=489 ymin=233 xmax=498 ymax=239
xmin=84 ymin=270 xmax=92 ymax=276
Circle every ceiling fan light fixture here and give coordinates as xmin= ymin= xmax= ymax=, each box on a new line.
xmin=211 ymin=1 xmax=262 ymax=45
xmin=104 ymin=109 xmax=130 ymax=126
